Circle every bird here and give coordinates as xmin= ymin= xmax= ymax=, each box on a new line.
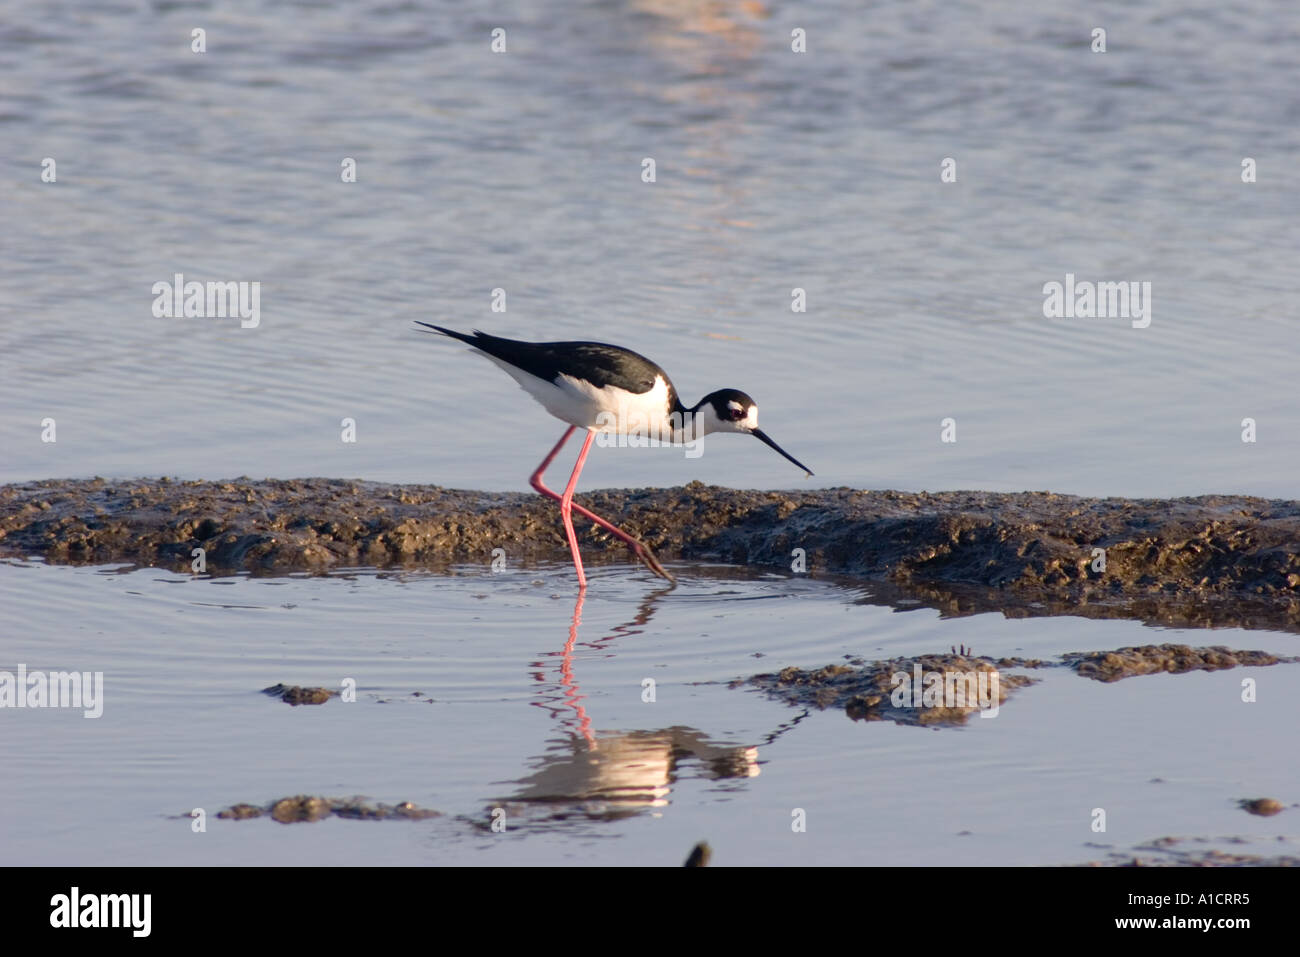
xmin=415 ymin=323 xmax=813 ymax=587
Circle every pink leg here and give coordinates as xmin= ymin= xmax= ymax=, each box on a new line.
xmin=529 ymin=427 xmax=674 ymax=583
xmin=530 ymin=427 xmax=587 ymax=586
xmin=558 ymin=429 xmax=596 ymax=588
xmin=529 ymin=426 xmax=578 ymax=492
xmin=560 ymin=581 xmax=597 ymax=746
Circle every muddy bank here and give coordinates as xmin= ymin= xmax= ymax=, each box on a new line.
xmin=3 ymin=477 xmax=1298 ymax=629
xmin=262 ymin=684 xmax=336 ymax=706
xmin=742 ymin=652 xmax=1037 ymax=727
xmin=742 ymin=644 xmax=1295 ymax=725
xmin=215 ymin=796 xmax=440 ymax=823
xmin=1061 ymin=645 xmax=1287 ymax=682
xmin=1084 ymin=836 xmax=1300 ymax=867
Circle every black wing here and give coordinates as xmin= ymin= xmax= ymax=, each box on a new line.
xmin=416 ymin=323 xmax=674 ymax=398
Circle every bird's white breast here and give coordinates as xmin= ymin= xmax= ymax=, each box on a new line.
xmin=482 ymin=354 xmax=674 ymax=434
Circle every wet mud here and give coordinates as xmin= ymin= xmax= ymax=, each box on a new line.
xmin=1061 ymin=645 xmax=1288 ymax=682
xmin=4 ymin=477 xmax=1299 ymax=631
xmin=262 ymin=684 xmax=336 ymax=705
xmin=216 ymin=796 xmax=440 ymax=823
xmin=1083 ymin=835 xmax=1300 ymax=867
xmin=742 ymin=644 xmax=1295 ymax=725
xmin=684 ymin=842 xmax=713 ymax=867
xmin=1238 ymin=798 xmax=1286 ymax=817
xmin=741 ymin=653 xmax=1036 ymax=727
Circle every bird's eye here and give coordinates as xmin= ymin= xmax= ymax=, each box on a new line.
xmin=728 ymin=406 xmax=748 ymax=421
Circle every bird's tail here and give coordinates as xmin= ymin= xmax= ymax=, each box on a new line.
xmin=413 ymin=321 xmax=478 ymax=346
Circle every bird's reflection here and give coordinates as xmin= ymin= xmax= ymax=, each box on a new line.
xmin=492 ymin=583 xmax=760 ymax=827
xmin=527 ymin=585 xmax=669 ymax=746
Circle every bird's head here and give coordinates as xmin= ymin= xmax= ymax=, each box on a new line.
xmin=695 ymin=389 xmax=814 ymax=476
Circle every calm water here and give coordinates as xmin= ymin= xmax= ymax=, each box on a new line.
xmin=4 ymin=559 xmax=1298 ymax=866
xmin=1 ymin=0 xmax=1297 ymax=496
xmin=2 ymin=0 xmax=1299 ymax=866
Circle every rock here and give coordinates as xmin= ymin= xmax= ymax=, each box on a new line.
xmin=742 ymin=653 xmax=1036 ymax=727
xmin=1240 ymin=797 xmax=1285 ymax=817
xmin=262 ymin=683 xmax=336 ymax=706
xmin=218 ymin=796 xmax=441 ymax=823
xmin=1063 ymin=645 xmax=1283 ymax=683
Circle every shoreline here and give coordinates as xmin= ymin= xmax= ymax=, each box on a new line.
xmin=3 ymin=476 xmax=1297 ymax=632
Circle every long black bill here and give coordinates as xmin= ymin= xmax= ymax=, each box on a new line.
xmin=752 ymin=429 xmax=814 ymax=477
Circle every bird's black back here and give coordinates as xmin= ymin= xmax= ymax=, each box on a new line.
xmin=418 ymin=324 xmax=681 ymax=403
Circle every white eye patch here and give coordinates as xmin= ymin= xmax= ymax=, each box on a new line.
xmin=724 ymin=399 xmax=751 ymax=424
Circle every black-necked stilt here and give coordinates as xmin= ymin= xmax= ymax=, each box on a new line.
xmin=416 ymin=323 xmax=813 ymax=587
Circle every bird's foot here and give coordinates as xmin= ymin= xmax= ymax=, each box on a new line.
xmin=629 ymin=540 xmax=675 ymax=583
